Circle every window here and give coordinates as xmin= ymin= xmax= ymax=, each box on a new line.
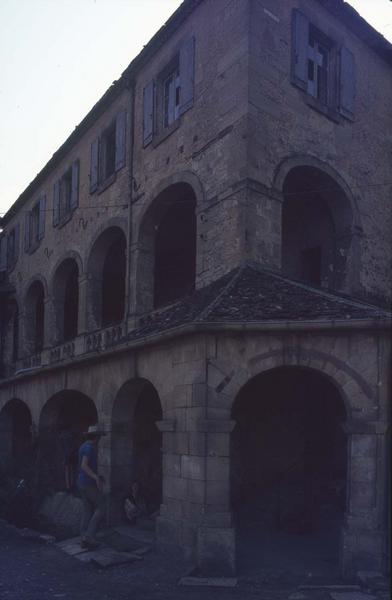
xmin=90 ymin=110 xmax=126 ymax=193
xmin=1 ymin=225 xmax=20 ymax=270
xmin=292 ymin=10 xmax=355 ymax=120
xmin=53 ymin=160 xmax=79 ymax=227
xmin=143 ymin=37 xmax=195 ymax=146
xmin=25 ymin=196 xmax=46 ymax=252
xmin=163 ymin=65 xmax=180 ymax=128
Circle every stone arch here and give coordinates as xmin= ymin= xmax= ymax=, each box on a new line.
xmin=230 ymin=365 xmax=348 ymax=576
xmin=110 ymin=378 xmax=163 ymax=520
xmin=2 ymin=298 xmax=19 ymax=371
xmin=51 ymin=257 xmax=80 ymax=343
xmin=24 ymin=278 xmax=46 ymax=354
xmin=208 ymin=349 xmax=373 ymax=419
xmin=273 ymin=155 xmax=362 ymax=292
xmin=48 ymin=250 xmax=84 ymax=291
xmin=136 ymin=178 xmax=198 ymax=311
xmin=38 ymin=390 xmax=98 ymax=492
xmin=0 ymin=398 xmax=32 ymax=477
xmin=86 ymin=223 xmax=127 ymax=330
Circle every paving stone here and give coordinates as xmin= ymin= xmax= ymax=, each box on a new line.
xmin=74 ymin=547 xmax=141 ymax=568
xmin=329 ymin=592 xmax=376 ymax=600
xmin=178 ymin=576 xmax=238 ymax=587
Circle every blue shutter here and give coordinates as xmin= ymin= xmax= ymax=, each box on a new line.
xmin=24 ymin=212 xmax=31 ymax=251
xmin=38 ymin=196 xmax=46 ymax=240
xmin=179 ymin=36 xmax=195 ymax=115
xmin=292 ymin=9 xmax=309 ymax=91
xmin=143 ymin=81 xmax=154 ymax=146
xmin=71 ymin=160 xmax=79 ymax=210
xmin=339 ymin=46 xmax=356 ymax=120
xmin=53 ymin=180 xmax=60 ymax=226
xmin=115 ymin=110 xmax=126 ymax=171
xmin=90 ymin=139 xmax=99 ymax=192
xmin=0 ymin=235 xmax=6 ymax=271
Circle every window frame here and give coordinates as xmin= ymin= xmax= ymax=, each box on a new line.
xmin=89 ymin=110 xmax=126 ymax=194
xmin=53 ymin=160 xmax=79 ymax=228
xmin=291 ymin=9 xmax=355 ymax=123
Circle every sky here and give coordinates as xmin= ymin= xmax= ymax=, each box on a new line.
xmin=0 ymin=0 xmax=391 ymax=218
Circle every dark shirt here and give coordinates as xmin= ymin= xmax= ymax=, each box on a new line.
xmin=77 ymin=441 xmax=97 ymax=487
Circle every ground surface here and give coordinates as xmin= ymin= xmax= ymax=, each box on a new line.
xmin=0 ymin=520 xmax=389 ymax=600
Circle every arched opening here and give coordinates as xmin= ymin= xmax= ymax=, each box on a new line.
xmin=282 ymin=167 xmax=353 ymax=291
xmin=111 ymin=379 xmax=162 ymax=520
xmin=37 ymin=391 xmax=98 ymax=493
xmin=25 ymin=280 xmax=45 ymax=353
xmin=53 ymin=258 xmax=79 ymax=342
xmin=87 ymin=227 xmax=127 ymax=329
xmin=3 ymin=299 xmax=19 ymax=370
xmin=231 ymin=367 xmax=347 ymax=577
xmin=0 ymin=399 xmax=32 ymax=478
xmin=138 ymin=182 xmax=196 ymax=311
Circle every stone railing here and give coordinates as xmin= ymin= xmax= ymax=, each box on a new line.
xmin=1 ymin=322 xmax=129 ymax=380
xmin=84 ymin=322 xmax=128 ymax=354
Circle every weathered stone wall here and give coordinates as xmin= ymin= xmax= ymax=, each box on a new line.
xmin=3 ymin=88 xmax=131 ymax=357
xmin=0 ymin=325 xmax=389 ymax=573
xmin=131 ymin=0 xmax=250 ymax=298
xmin=246 ymin=0 xmax=392 ymax=301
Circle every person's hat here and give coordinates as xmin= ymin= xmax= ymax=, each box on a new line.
xmin=84 ymin=424 xmax=106 ymax=437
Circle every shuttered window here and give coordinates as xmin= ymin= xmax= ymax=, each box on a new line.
xmin=143 ymin=36 xmax=195 ymax=145
xmin=6 ymin=225 xmax=19 ymax=268
xmin=292 ymin=10 xmax=355 ymax=121
xmin=53 ymin=159 xmax=80 ymax=227
xmin=25 ymin=196 xmax=46 ymax=252
xmin=90 ymin=110 xmax=127 ymax=192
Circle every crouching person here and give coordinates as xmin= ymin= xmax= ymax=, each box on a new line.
xmin=77 ymin=424 xmax=106 ymax=549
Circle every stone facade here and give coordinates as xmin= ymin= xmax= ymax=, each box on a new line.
xmin=0 ymin=0 xmax=390 ymax=579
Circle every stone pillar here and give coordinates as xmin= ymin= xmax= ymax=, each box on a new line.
xmin=244 ymin=181 xmax=282 ymax=271
xmin=341 ymin=419 xmax=389 ymax=576
xmin=43 ymin=296 xmax=54 ymax=349
xmin=77 ymin=274 xmax=89 ymax=334
xmin=196 ymin=418 xmax=236 ymax=576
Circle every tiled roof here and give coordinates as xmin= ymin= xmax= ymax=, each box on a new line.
xmin=128 ymin=264 xmax=391 ymax=340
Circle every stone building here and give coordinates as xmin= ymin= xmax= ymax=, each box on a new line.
xmin=0 ymin=0 xmax=391 ymax=579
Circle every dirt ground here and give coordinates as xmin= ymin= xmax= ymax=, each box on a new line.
xmin=0 ymin=519 xmax=389 ymax=600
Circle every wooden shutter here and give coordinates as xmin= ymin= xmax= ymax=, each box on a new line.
xmin=339 ymin=46 xmax=355 ymax=120
xmin=115 ymin=110 xmax=126 ymax=171
xmin=38 ymin=196 xmax=46 ymax=240
xmin=143 ymin=81 xmax=154 ymax=146
xmin=0 ymin=235 xmax=6 ymax=272
xmin=90 ymin=139 xmax=99 ymax=192
xmin=71 ymin=160 xmax=79 ymax=210
xmin=53 ymin=180 xmax=60 ymax=226
xmin=24 ymin=212 xmax=31 ymax=250
xmin=179 ymin=36 xmax=195 ymax=115
xmin=292 ymin=9 xmax=309 ymax=90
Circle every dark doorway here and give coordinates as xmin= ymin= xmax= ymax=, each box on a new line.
xmin=133 ymin=384 xmax=163 ymax=513
xmin=154 ymin=196 xmax=196 ymax=307
xmin=25 ymin=281 xmax=45 ymax=354
xmin=0 ymin=399 xmax=32 ymax=478
xmin=231 ymin=367 xmax=347 ymax=577
xmin=102 ymin=235 xmax=126 ymax=326
xmin=87 ymin=226 xmax=127 ymax=329
xmin=282 ymin=166 xmax=353 ymax=291
xmin=111 ymin=379 xmax=162 ymax=520
xmin=53 ymin=258 xmax=79 ymax=342
xmin=38 ymin=391 xmax=98 ymax=493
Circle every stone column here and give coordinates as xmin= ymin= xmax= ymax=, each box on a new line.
xmin=77 ymin=274 xmax=89 ymax=334
xmin=196 ymin=417 xmax=236 ymax=576
xmin=341 ymin=419 xmax=389 ymax=576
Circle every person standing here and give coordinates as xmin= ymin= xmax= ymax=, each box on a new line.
xmin=77 ymin=424 xmax=106 ymax=549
